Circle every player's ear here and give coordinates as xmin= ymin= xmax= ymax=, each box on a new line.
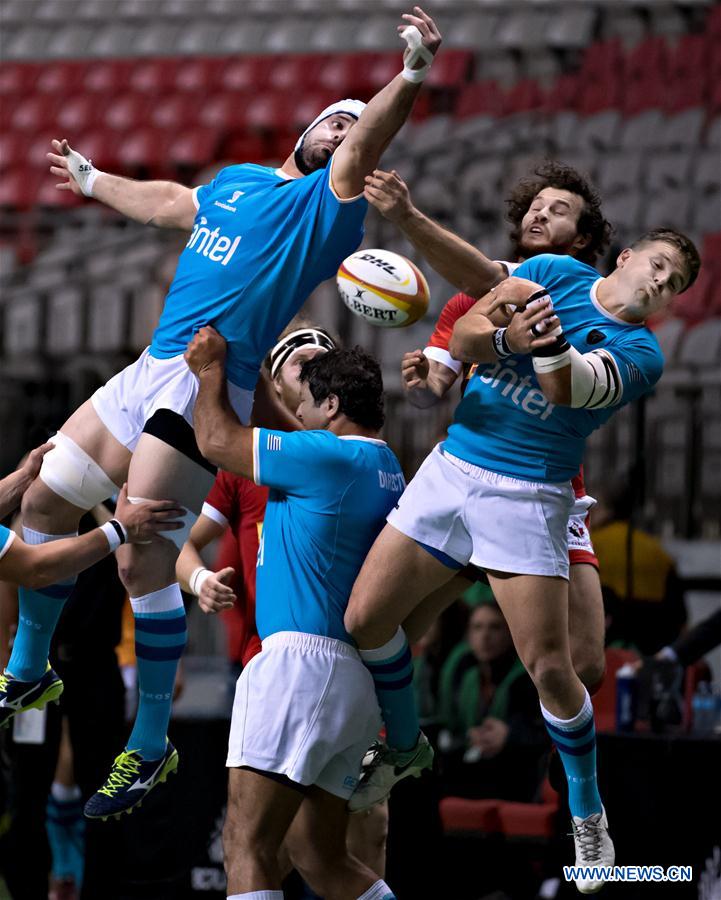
xmin=616 ymin=247 xmax=633 ymax=268
xmin=572 ymin=232 xmax=591 ymax=252
xmin=325 ymin=393 xmax=340 ymax=419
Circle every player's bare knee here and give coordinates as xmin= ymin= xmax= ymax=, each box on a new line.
xmin=573 ymin=654 xmax=606 ymax=691
xmin=20 ymin=475 xmax=80 ymax=533
xmin=527 ymin=653 xmax=575 ymax=697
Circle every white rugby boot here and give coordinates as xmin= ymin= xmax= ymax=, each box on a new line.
xmin=571 ymin=806 xmax=615 ymax=894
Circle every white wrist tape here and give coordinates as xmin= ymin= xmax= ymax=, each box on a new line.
xmin=189 ymin=566 xmax=213 ymax=596
xmin=401 ymin=25 xmax=434 ymax=83
xmin=533 ymin=345 xmax=623 ymax=409
xmin=63 ymin=146 xmax=102 ymax=197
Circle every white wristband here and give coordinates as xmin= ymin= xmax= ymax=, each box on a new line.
xmin=189 ymin=566 xmax=212 ymax=596
xmin=63 ymin=145 xmax=103 ymax=197
xmin=100 ymin=520 xmax=124 ymax=552
xmin=400 ymin=25 xmax=433 ymax=84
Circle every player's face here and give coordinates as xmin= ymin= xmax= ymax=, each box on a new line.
xmin=295 ymin=380 xmax=332 ymax=430
xmin=467 ymin=606 xmax=513 ymax=663
xmin=300 ymin=114 xmax=356 ymax=173
xmin=614 ymin=241 xmax=687 ymax=319
xmin=519 ymin=189 xmax=587 ymax=258
xmin=274 ymin=346 xmax=327 ymax=413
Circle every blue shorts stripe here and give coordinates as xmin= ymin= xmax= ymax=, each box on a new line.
xmin=414 ymin=539 xmax=463 ymax=570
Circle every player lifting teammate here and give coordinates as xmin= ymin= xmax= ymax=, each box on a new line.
xmin=1 ymin=6 xmax=442 ymax=821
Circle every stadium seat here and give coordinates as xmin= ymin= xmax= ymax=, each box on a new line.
xmin=56 ymin=94 xmax=100 ymax=133
xmin=88 ymin=24 xmax=140 ymax=57
xmin=175 ymin=22 xmax=226 ymax=56
xmin=0 ymin=61 xmax=40 ymax=98
xmin=598 ymin=150 xmax=644 ymax=196
xmin=640 ymin=188 xmax=691 ymax=233
xmin=175 ymin=57 xmax=224 ymax=94
xmin=45 ymin=285 xmax=86 ymax=356
xmin=0 ymin=133 xmax=28 ymax=173
xmin=10 ymin=95 xmax=58 ymax=132
xmin=220 ymin=133 xmax=266 ymax=165
xmin=0 ymin=168 xmax=42 ymax=210
xmin=169 ymin=130 xmax=222 ymax=169
xmin=652 ymin=317 xmax=686 ymax=363
xmin=439 ymin=798 xmax=502 ymax=834
xmin=45 ymin=25 xmax=96 ymax=59
xmin=266 ymin=54 xmax=328 ymax=93
xmin=677 ymin=319 xmax=721 ymax=369
xmin=264 ymin=19 xmax=318 ymax=54
xmin=134 ymin=24 xmax=183 ymax=56
xmin=425 ymin=50 xmax=473 ymax=89
xmin=444 ymin=11 xmax=502 ymax=51
xmin=593 ymin=647 xmax=640 ymax=733
xmin=35 ymin=60 xmax=87 ymax=94
xmin=664 ymin=108 xmax=705 ymax=150
xmin=148 ymin=94 xmax=199 ymax=131
xmin=218 ymin=56 xmax=273 ymax=93
xmin=70 ymin=129 xmax=119 ymax=171
xmin=3 ymin=25 xmax=55 ymax=60
xmin=455 ymin=81 xmax=505 ymax=118
xmin=545 ymin=6 xmax=597 ymax=49
xmin=496 ymin=779 xmax=559 ymax=839
xmin=618 ymin=110 xmax=666 ymax=150
xmin=122 ymin=128 xmax=169 ymax=170
xmin=2 ymin=287 xmax=44 ymax=356
xmin=316 ymin=52 xmax=374 ymax=95
xmin=84 ymin=59 xmax=133 ymax=93
xmin=671 ymin=270 xmax=712 ymax=325
xmin=495 ymin=8 xmax=550 ymax=51
xmin=216 ymin=20 xmax=272 ymax=55
xmin=102 ymin=93 xmax=151 ymax=131
xmin=129 ymin=58 xmax=180 ymax=93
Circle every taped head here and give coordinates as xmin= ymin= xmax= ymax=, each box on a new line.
xmin=294 ymin=99 xmax=366 ymax=175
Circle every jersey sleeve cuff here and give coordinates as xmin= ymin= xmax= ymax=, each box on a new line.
xmin=424 ymin=345 xmax=463 ymax=375
xmin=191 ymin=186 xmax=201 ymax=210
xmin=327 ymin=155 xmax=365 ymax=204
xmin=0 ymin=530 xmax=15 ymax=561
xmin=200 ymin=502 xmax=229 ymax=529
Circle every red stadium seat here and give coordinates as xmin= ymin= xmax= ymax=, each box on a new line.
xmin=0 ymin=168 xmax=44 ymax=209
xmin=175 ymin=57 xmax=224 ymax=94
xmin=543 ymin=72 xmax=582 ymax=113
xmin=10 ymin=95 xmax=58 ymax=132
xmin=198 ymin=92 xmax=252 ymax=131
xmin=439 ymin=798 xmax=501 ymax=833
xmin=625 ymin=36 xmax=669 ymax=85
xmin=580 ymin=38 xmax=623 ymax=83
xmin=67 ymin=130 xmax=119 ymax=171
xmin=505 ymin=79 xmax=544 ymax=114
xmin=266 ymin=54 xmax=328 ymax=93
xmin=102 ymin=93 xmax=151 ymax=131
xmin=289 ymin=91 xmax=339 ymax=132
xmin=622 ymin=75 xmax=665 ymax=115
xmin=84 ymin=60 xmax=133 ymax=93
xmin=0 ymin=132 xmax=28 ymax=172
xmin=316 ymin=53 xmax=374 ymax=96
xmin=148 ymin=93 xmax=199 ymax=131
xmin=222 ymin=133 xmax=267 ymax=164
xmin=129 ymin=58 xmax=180 ymax=94
xmin=0 ymin=62 xmax=41 ymax=98
xmin=455 ymin=80 xmax=505 ymax=118
xmin=244 ymin=92 xmax=293 ymax=131
xmin=363 ymin=52 xmax=402 ymax=93
xmin=670 ymin=34 xmax=708 ymax=81
xmin=592 ymin=647 xmax=640 ymax=733
xmin=577 ymin=78 xmax=622 ymax=115
xmin=218 ymin=57 xmax=273 ymax=93
xmin=27 ymin=130 xmax=60 ymax=168
xmin=122 ymin=127 xmax=169 ymax=169
xmin=497 ymin=780 xmax=559 ymax=839
xmin=665 ymin=74 xmax=707 ymax=113
xmin=425 ymin=49 xmax=473 ymax=89
xmin=169 ymin=130 xmax=222 ymax=168
xmin=35 ymin=61 xmax=87 ymax=95
xmin=671 ymin=268 xmax=713 ymax=324
xmin=56 ymin=94 xmax=99 ymax=133
xmin=35 ymin=173 xmax=83 ymax=208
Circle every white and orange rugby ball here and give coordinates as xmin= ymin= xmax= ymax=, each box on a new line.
xmin=337 ymin=249 xmax=430 ymax=328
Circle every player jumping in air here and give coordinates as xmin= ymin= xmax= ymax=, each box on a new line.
xmin=1 ymin=6 xmax=442 ymax=820
xmin=345 ymin=228 xmax=700 ymax=893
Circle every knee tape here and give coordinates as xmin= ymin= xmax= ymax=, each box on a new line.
xmin=128 ymin=496 xmax=197 ymax=551
xmin=40 ymin=432 xmax=119 ymax=511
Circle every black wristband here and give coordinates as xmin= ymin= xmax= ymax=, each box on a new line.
xmin=108 ymin=518 xmax=127 ymax=545
xmin=531 ymin=332 xmax=570 ymax=358
xmin=492 ymin=327 xmax=512 ymax=359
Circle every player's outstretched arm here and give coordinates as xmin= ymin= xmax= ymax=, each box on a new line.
xmin=365 ymin=169 xmax=506 ymax=298
xmin=185 ymin=327 xmax=255 ymax=481
xmin=176 ymin=515 xmax=236 ymax=615
xmin=402 ymin=350 xmax=458 ymax=408
xmin=331 ymin=7 xmax=441 ymax=199
xmin=0 ymin=486 xmax=185 ymax=588
xmin=47 ymin=139 xmax=196 ymax=230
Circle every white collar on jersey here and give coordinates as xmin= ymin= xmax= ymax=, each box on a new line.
xmin=337 ymin=435 xmax=387 ymax=445
xmin=589 ymin=277 xmax=643 ymax=327
xmin=275 ymin=167 xmax=300 ymax=180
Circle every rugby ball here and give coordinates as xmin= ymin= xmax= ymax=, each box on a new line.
xmin=337 ymin=249 xmax=430 ymax=328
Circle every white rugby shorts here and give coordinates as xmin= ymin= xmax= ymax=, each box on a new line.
xmin=227 ymin=632 xmax=382 ymax=799
xmin=91 ymin=347 xmax=254 ymax=452
xmin=388 ymin=444 xmax=574 ymax=579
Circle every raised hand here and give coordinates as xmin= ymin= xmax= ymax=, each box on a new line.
xmin=364 ymin=169 xmax=412 ymax=223
xmin=399 ymin=6 xmax=442 ymax=63
xmin=47 ymin=138 xmax=95 ymax=196
xmin=197 ymin=567 xmax=237 ymax=615
xmin=185 ymin=326 xmax=227 ymax=375
xmin=401 ymin=349 xmax=430 ymax=391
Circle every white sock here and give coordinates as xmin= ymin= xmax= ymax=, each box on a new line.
xmin=51 ymin=781 xmax=81 ymax=802
xmin=357 ymin=879 xmax=396 ymax=900
xmin=227 ymin=892 xmax=283 ymax=899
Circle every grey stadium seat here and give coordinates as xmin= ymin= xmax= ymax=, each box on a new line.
xmin=645 ymin=151 xmax=691 ymax=192
xmin=46 ymin=286 xmax=86 ymax=357
xmin=652 ymin=318 xmax=686 ymax=368
xmin=677 ymin=319 xmax=721 ymax=369
xmin=545 ymin=6 xmax=597 ymax=49
xmin=598 ymin=151 xmax=644 ymax=196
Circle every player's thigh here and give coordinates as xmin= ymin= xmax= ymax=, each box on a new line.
xmin=402 ymin=574 xmax=473 ymax=643
xmin=346 ymin=523 xmax=460 ymax=644
xmin=225 ymin=767 xmax=304 ymax=856
xmin=568 ymin=562 xmax=606 ymax=685
xmin=60 ymin=398 xmax=132 ymax=485
xmin=127 ymin=432 xmax=214 ymax=511
xmin=486 ymin=571 xmax=571 ymax=670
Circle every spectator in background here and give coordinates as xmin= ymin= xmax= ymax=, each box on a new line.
xmin=437 ymin=585 xmax=548 ymax=802
xmin=656 ymin=608 xmax=721 ymax=667
xmin=592 ymin=481 xmax=687 ymax=655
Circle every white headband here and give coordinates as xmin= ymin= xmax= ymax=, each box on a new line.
xmin=294 ymin=99 xmax=367 ymax=152
xmin=269 ymin=328 xmax=336 ymax=379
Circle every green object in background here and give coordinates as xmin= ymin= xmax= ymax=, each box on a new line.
xmin=462 ymin=581 xmax=495 ymax=607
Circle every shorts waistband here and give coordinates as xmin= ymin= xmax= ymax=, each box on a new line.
xmin=261 ymin=631 xmax=359 ymax=659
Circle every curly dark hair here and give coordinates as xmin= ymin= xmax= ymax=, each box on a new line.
xmin=299 ymin=347 xmax=385 ymax=431
xmin=630 ymin=229 xmax=701 ymax=293
xmin=506 ymin=161 xmax=612 ymax=266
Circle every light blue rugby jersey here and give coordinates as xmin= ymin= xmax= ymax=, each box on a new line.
xmin=443 ymin=254 xmax=665 ymax=482
xmin=252 ymin=428 xmax=405 ymax=644
xmin=0 ymin=524 xmax=15 ymax=561
xmin=150 ymin=161 xmax=366 ymax=390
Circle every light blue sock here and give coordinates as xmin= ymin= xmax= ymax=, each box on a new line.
xmin=227 ymin=892 xmax=283 ymax=899
xmin=358 ymin=879 xmax=396 ymax=900
xmin=7 ymin=527 xmax=77 ymax=681
xmin=359 ymin=628 xmax=419 ymax=752
xmin=46 ymin=784 xmax=84 ymax=887
xmin=126 ymin=584 xmax=187 ymax=760
xmin=541 ymin=690 xmax=603 ymax=819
